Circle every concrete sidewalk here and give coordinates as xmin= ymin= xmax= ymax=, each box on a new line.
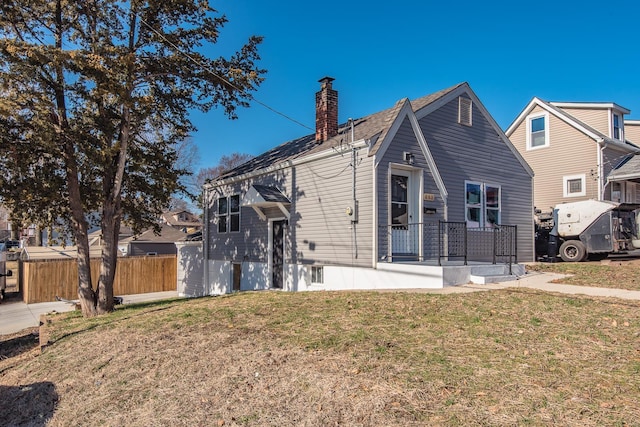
xmin=378 ymin=270 xmax=640 ymax=300
xmin=465 ymin=271 xmax=640 ymax=300
xmin=0 ymin=291 xmax=179 ymax=335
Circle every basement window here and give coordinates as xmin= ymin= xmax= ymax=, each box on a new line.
xmin=311 ymin=266 xmax=324 ymax=284
xmin=563 ymin=174 xmax=586 ymax=197
xmin=458 ymin=97 xmax=472 ymax=126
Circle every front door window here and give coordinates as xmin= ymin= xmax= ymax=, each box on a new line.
xmin=391 ymin=174 xmax=408 ymax=228
xmin=272 ymin=220 xmax=285 ymax=289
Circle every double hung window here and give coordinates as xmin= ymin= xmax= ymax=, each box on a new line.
xmin=613 ymin=114 xmax=621 ymax=140
xmin=217 ymin=195 xmax=240 ymax=233
xmin=465 ymin=181 xmax=501 ymax=227
xmin=527 ymin=113 xmax=549 ymax=149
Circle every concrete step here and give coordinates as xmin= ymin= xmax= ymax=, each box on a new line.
xmin=470 ymin=264 xmax=525 ymax=277
xmin=470 ymin=274 xmax=517 ymax=285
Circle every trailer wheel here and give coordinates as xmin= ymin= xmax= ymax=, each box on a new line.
xmin=559 ymin=240 xmax=587 ymax=262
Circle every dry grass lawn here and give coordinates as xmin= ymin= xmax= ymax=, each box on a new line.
xmin=528 ymin=258 xmax=640 ymax=291
xmin=2 ymin=286 xmax=640 ymax=426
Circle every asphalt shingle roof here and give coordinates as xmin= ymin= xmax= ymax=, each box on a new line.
xmin=212 ymin=83 xmax=466 ymax=182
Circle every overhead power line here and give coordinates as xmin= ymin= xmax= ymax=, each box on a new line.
xmin=138 ymin=16 xmax=313 ymax=132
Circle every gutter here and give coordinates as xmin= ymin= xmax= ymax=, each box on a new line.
xmin=203 ymin=185 xmax=210 ymax=294
xmin=203 ymin=139 xmax=370 ymax=189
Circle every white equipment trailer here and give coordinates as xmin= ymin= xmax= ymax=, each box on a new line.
xmin=535 ymin=200 xmax=640 ymax=262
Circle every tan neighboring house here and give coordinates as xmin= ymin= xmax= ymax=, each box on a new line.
xmin=506 ymin=99 xmax=639 ymax=213
xmin=161 ymin=210 xmax=202 ymax=233
xmin=625 ymin=120 xmax=640 ymax=145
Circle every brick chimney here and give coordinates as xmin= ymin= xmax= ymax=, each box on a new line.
xmin=315 ymin=77 xmax=338 ymax=141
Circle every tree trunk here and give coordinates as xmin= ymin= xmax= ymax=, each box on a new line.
xmin=53 ymin=0 xmax=97 ymax=316
xmin=97 ymin=200 xmax=119 ymax=314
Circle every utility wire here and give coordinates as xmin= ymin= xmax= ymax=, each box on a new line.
xmin=138 ymin=16 xmax=314 ymax=132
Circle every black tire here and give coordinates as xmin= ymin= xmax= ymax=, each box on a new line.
xmin=559 ymin=240 xmax=587 ymax=262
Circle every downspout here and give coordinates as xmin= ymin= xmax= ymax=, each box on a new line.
xmin=372 ymin=152 xmax=378 ymax=268
xmin=350 ymin=119 xmax=358 ymax=260
xmin=598 ymin=139 xmax=606 ymax=201
xmin=203 ymin=185 xmax=210 ymax=294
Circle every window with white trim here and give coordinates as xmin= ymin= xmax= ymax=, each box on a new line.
xmin=465 ymin=181 xmax=501 ymax=227
xmin=217 ymin=194 xmax=240 ymax=233
xmin=458 ymin=97 xmax=472 ymax=126
xmin=613 ymin=113 xmax=621 ymax=140
xmin=311 ymin=266 xmax=324 ymax=284
xmin=526 ymin=113 xmax=549 ymax=149
xmin=563 ymin=174 xmax=586 ymax=197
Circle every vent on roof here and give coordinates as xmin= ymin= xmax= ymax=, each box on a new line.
xmin=458 ymin=96 xmax=472 ymax=126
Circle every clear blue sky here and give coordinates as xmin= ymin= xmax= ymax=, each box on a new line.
xmin=190 ymin=0 xmax=640 ymax=170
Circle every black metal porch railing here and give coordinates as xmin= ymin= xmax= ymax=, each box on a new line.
xmin=378 ymin=221 xmax=518 ymax=270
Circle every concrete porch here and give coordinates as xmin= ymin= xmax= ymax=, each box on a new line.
xmin=376 ymin=260 xmax=525 ymax=287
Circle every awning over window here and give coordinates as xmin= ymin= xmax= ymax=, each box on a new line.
xmin=242 ymin=185 xmax=291 ymax=220
xmin=608 ymin=154 xmax=640 ymax=183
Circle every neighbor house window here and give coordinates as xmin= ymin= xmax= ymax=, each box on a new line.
xmin=563 ymin=174 xmax=586 ymax=197
xmin=465 ymin=181 xmax=501 ymax=227
xmin=217 ymin=194 xmax=240 ymax=233
xmin=311 ymin=266 xmax=324 ymax=284
xmin=527 ymin=113 xmax=549 ymax=149
xmin=613 ymin=113 xmax=621 ymax=140
xmin=458 ymin=97 xmax=472 ymax=126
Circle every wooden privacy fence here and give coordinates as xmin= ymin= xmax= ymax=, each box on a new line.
xmin=21 ymin=255 xmax=177 ymax=304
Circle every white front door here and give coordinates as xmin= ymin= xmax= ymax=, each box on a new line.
xmin=391 ymin=171 xmax=418 ymax=255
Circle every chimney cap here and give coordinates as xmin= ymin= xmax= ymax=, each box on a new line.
xmin=318 ymin=76 xmax=335 ymax=85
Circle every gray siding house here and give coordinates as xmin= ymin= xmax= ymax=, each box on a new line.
xmin=201 ymin=78 xmax=534 ymax=294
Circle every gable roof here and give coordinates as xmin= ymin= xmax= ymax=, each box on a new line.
xmin=120 ymin=224 xmax=188 ymax=244
xmin=208 ymin=83 xmax=470 ymax=185
xmin=505 ymin=97 xmax=638 ymax=152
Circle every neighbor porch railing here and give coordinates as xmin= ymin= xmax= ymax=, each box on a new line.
xmin=378 ymin=221 xmax=518 ymax=270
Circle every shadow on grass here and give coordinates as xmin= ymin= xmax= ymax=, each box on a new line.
xmin=0 ymin=382 xmax=58 ymax=426
xmin=0 ymin=328 xmax=40 ymax=361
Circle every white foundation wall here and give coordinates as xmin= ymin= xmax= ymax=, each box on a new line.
xmin=175 ymin=242 xmax=205 ymax=297
xmin=208 ymin=260 xmax=231 ymax=295
xmin=294 ymin=263 xmax=445 ymax=291
xmin=205 ymin=260 xmax=447 ymax=294
xmin=241 ymin=262 xmax=270 ymax=291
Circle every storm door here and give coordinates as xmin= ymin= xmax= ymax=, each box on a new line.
xmin=391 ymin=172 xmax=418 ymax=256
xmin=272 ymin=220 xmax=285 ymax=289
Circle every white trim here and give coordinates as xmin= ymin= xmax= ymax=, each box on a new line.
xmin=508 ymin=98 xmax=635 ymax=154
xmin=251 ymin=206 xmax=267 ymax=221
xmin=407 ymin=108 xmax=449 ymax=205
xmin=372 ymin=154 xmax=379 ymax=267
xmin=507 ymin=98 xmax=603 ymax=142
xmin=563 ymin=174 xmax=586 ymax=198
xmin=612 ymin=112 xmax=623 ymax=141
xmin=550 ymin=102 xmax=630 ymax=114
xmin=464 ymin=181 xmax=501 ymax=227
xmin=203 ymin=186 xmax=210 ymax=294
xmin=373 ymin=99 xmax=449 ymax=205
xmin=526 ymin=111 xmax=549 ymax=150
